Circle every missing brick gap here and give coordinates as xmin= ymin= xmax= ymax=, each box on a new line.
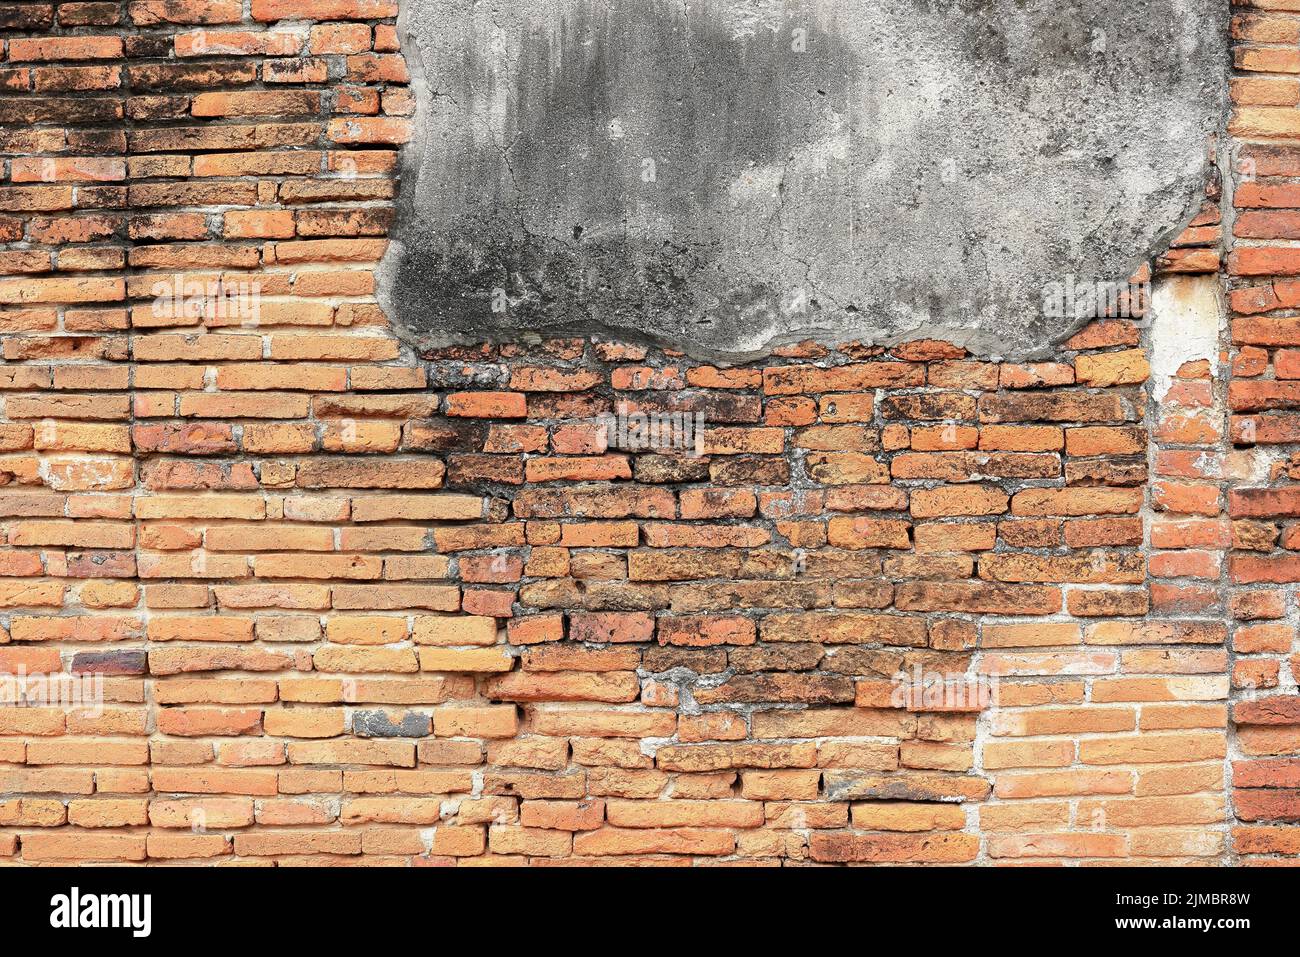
xmin=1148 ymin=274 xmax=1224 ymax=404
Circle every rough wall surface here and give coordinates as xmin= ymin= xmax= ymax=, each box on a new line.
xmin=0 ymin=0 xmax=1292 ymax=866
xmin=381 ymin=0 xmax=1228 ymax=359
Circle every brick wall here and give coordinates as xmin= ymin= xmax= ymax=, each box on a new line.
xmin=1227 ymin=1 xmax=1300 ymax=862
xmin=0 ymin=0 xmax=1289 ymax=865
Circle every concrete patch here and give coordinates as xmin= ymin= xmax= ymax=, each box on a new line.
xmin=352 ymin=709 xmax=432 ymax=738
xmin=381 ymin=0 xmax=1228 ymax=360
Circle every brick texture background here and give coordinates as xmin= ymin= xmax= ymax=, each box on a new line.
xmin=0 ymin=0 xmax=1295 ymax=865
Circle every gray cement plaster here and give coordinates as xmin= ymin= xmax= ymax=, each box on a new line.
xmin=379 ymin=0 xmax=1229 ymax=360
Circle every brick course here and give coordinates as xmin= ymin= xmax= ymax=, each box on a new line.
xmin=0 ymin=0 xmax=1289 ymax=864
